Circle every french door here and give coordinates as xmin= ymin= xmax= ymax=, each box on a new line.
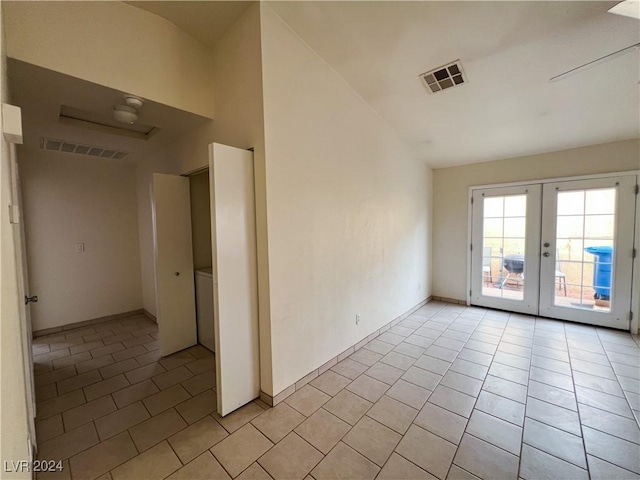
xmin=471 ymin=175 xmax=637 ymax=329
xmin=471 ymin=184 xmax=542 ymax=315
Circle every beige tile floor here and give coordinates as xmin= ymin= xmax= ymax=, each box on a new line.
xmin=32 ymin=303 xmax=640 ymax=480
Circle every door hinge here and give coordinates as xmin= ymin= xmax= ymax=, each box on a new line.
xmin=25 ymin=295 xmax=38 ymax=305
xmin=634 ymin=248 xmax=637 ymax=259
xmin=470 ymin=244 xmax=473 ymax=251
xmin=9 ymin=204 xmax=20 ymax=224
xmin=630 ymin=311 xmax=634 ymax=322
xmin=470 ymin=196 xmax=474 ymax=204
xmin=469 ymin=290 xmax=472 ymax=297
xmin=635 ymin=184 xmax=639 ymax=195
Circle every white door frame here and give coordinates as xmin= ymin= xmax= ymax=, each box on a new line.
xmin=467 ymin=170 xmax=640 ymax=333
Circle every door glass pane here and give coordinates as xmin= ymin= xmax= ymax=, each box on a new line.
xmin=585 ymin=189 xmax=615 ymax=214
xmin=554 ymin=188 xmax=616 ymax=312
xmin=504 ymin=196 xmax=526 ymax=217
xmin=482 ymin=194 xmax=526 ymax=300
xmin=556 ymin=216 xmax=583 ymax=238
xmin=585 ymin=215 xmax=614 ymax=239
xmin=557 ymin=191 xmax=584 ymax=215
xmin=484 ymin=197 xmax=504 ymax=218
xmin=484 ymin=218 xmax=503 ymax=238
xmin=504 ymin=218 xmax=526 ymax=238
xmin=503 ymin=239 xmax=525 ymax=257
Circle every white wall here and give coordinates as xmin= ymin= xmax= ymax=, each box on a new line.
xmin=0 ymin=5 xmax=32 ymax=475
xmin=209 ymin=3 xmax=271 ymax=396
xmin=134 ymin=3 xmax=270 ymax=387
xmin=432 ymin=139 xmax=640 ymax=302
xmin=189 ymin=170 xmax=212 ymax=270
xmin=134 ymin=2 xmax=264 ymax=303
xmin=260 ymin=4 xmax=432 ymax=395
xmin=2 ymin=1 xmax=214 ymax=119
xmin=20 ymin=150 xmax=142 ymax=331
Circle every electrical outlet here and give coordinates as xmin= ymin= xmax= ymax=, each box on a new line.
xmin=356 ymin=314 xmax=361 ymax=325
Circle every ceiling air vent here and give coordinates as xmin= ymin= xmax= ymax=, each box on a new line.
xmin=41 ymin=137 xmax=129 ymax=160
xmin=420 ymin=60 xmax=466 ymax=94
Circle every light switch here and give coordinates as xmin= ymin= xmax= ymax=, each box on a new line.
xmin=75 ymin=243 xmax=84 ymax=253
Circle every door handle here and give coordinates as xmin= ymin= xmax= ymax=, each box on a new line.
xmin=25 ymin=295 xmax=38 ymax=305
xmin=543 ymin=252 xmax=550 ymax=257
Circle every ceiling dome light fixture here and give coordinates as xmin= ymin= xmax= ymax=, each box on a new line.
xmin=113 ymin=105 xmax=138 ymax=124
xmin=113 ymin=94 xmax=144 ymax=124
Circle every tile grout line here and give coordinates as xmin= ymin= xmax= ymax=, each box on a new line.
xmin=313 ymin=303 xmax=451 ymax=478
xmin=529 ymin=319 xmax=591 ymax=477
xmin=361 ymin=307 xmax=445 ymax=477
xmin=349 ymin=313 xmax=435 ymax=408
xmin=32 ymin=319 xmax=218 ymax=479
xmin=497 ymin=315 xmax=529 ymax=478
xmin=389 ymin=312 xmax=470 ymax=424
xmin=562 ymin=322 xmax=592 ymax=479
xmin=570 ymin=340 xmax=640 ymax=477
xmin=595 ymin=328 xmax=640 ymax=429
xmin=385 ymin=306 xmax=490 ymax=479
xmin=103 ymin=430 xmax=141 ymax=480
xmin=359 ymin=305 xmax=488 ymax=478
xmin=444 ymin=309 xmax=517 ymax=480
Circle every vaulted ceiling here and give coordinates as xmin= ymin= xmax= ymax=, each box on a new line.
xmin=129 ymin=0 xmax=639 ymax=167
xmin=10 ymin=1 xmax=640 ymax=168
xmin=267 ymin=1 xmax=640 ymax=167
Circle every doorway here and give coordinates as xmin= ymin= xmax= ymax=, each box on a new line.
xmin=152 ymin=143 xmax=259 ymax=416
xmin=470 ymin=173 xmax=638 ymax=330
xmin=189 ymin=169 xmax=215 ymax=353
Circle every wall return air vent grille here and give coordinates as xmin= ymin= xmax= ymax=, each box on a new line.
xmin=40 ymin=138 xmax=129 ymax=160
xmin=420 ymin=60 xmax=466 ymax=93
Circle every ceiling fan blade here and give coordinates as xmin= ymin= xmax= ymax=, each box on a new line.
xmin=549 ymin=42 xmax=640 ymax=82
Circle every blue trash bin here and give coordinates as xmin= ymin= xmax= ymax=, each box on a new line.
xmin=584 ymin=246 xmax=613 ymax=300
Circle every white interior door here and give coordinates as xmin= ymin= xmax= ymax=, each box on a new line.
xmin=209 ymin=143 xmax=259 ymax=416
xmin=152 ymin=173 xmax=197 ymax=356
xmin=470 ymin=184 xmax=542 ymax=315
xmin=6 ymin=139 xmax=36 ymax=448
xmin=539 ymin=175 xmax=636 ymax=329
xmin=15 ymin=158 xmax=36 ymax=430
